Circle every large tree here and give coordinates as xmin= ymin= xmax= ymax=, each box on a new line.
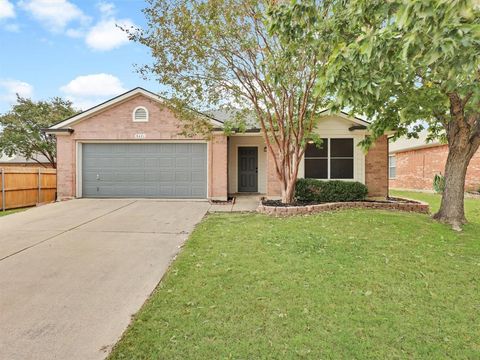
xmin=127 ymin=0 xmax=331 ymax=203
xmin=273 ymin=0 xmax=480 ymax=229
xmin=0 ymin=96 xmax=77 ymax=168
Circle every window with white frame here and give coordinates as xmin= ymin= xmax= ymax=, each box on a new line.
xmin=389 ymin=155 xmax=396 ymax=179
xmin=305 ymin=138 xmax=354 ymax=179
xmin=132 ymin=106 xmax=149 ymax=122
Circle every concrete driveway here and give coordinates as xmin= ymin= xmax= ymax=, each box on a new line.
xmin=0 ymin=199 xmax=210 ymax=360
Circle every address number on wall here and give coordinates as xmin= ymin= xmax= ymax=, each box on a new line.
xmin=134 ymin=133 xmax=146 ymax=139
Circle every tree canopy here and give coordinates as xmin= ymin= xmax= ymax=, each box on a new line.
xmin=271 ymin=0 xmax=480 ymax=228
xmin=128 ymin=0 xmax=332 ymax=202
xmin=0 ymin=96 xmax=77 ymax=168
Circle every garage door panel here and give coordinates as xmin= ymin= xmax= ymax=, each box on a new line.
xmin=174 ymin=185 xmax=190 ymax=197
xmin=175 ymin=171 xmax=191 ymax=182
xmin=82 ymin=143 xmax=207 ymax=198
xmin=159 ymin=185 xmax=175 ymax=197
xmin=191 ymin=170 xmax=205 ymax=182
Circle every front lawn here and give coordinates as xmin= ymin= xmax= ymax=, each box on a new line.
xmin=109 ymin=191 xmax=480 ymax=359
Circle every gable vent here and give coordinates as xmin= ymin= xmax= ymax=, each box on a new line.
xmin=133 ymin=107 xmax=149 ymax=122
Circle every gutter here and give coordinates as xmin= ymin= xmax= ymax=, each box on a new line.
xmin=42 ymin=128 xmax=74 ymax=135
xmin=349 ymin=125 xmax=367 ymax=131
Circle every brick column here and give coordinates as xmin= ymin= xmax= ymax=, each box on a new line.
xmin=209 ymin=134 xmax=228 ymax=200
xmin=56 ymin=135 xmax=76 ymax=200
xmin=365 ymin=135 xmax=389 ymax=198
xmin=266 ymin=147 xmax=282 ymax=198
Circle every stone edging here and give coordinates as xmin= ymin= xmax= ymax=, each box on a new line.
xmin=257 ymin=198 xmax=429 ymax=216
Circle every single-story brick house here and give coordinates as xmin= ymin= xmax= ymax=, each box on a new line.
xmin=389 ymin=130 xmax=480 ymax=191
xmin=46 ymin=87 xmax=389 ymax=201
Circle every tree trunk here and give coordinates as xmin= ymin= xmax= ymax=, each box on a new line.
xmin=432 ymin=148 xmax=471 ymax=230
xmin=432 ymin=94 xmax=480 ymax=230
xmin=281 ymin=175 xmax=296 ymax=203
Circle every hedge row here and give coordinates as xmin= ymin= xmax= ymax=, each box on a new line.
xmin=295 ymin=179 xmax=368 ymax=202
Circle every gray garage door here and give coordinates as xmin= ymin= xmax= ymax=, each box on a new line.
xmin=82 ymin=143 xmax=207 ymax=198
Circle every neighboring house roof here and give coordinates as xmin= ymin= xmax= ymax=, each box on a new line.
xmin=47 ymin=87 xmax=225 ymax=132
xmin=0 ymin=153 xmax=50 ymax=164
xmin=389 ymin=129 xmax=442 ymax=154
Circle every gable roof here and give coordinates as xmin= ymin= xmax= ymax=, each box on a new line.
xmin=318 ymin=109 xmax=371 ymax=126
xmin=208 ymin=108 xmax=371 ymax=133
xmin=47 ymin=87 xmax=371 ymax=134
xmin=48 ymin=87 xmax=224 ymax=131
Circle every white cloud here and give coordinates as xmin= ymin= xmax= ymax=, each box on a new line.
xmin=97 ymin=1 xmax=115 ymax=17
xmin=85 ymin=18 xmax=134 ymax=51
xmin=0 ymin=0 xmax=15 ymax=19
xmin=18 ymin=0 xmax=90 ymax=32
xmin=60 ymin=73 xmax=126 ymax=110
xmin=0 ymin=79 xmax=34 ymax=104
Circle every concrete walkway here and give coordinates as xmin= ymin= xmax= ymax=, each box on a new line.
xmin=209 ymin=195 xmax=261 ymax=212
xmin=0 ymin=199 xmax=210 ymax=360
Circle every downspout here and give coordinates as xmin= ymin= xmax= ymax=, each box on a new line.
xmin=226 ymin=136 xmax=230 ymax=199
xmin=387 ymin=136 xmax=390 ymax=198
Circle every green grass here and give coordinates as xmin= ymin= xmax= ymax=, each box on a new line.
xmin=390 ymin=190 xmax=480 ymax=223
xmin=0 ymin=208 xmax=28 ymax=217
xmin=110 ymin=191 xmax=480 ymax=359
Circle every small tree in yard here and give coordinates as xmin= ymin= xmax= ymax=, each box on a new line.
xmin=274 ymin=0 xmax=480 ymax=229
xmin=127 ymin=0 xmax=332 ymax=203
xmin=0 ymin=96 xmax=77 ymax=168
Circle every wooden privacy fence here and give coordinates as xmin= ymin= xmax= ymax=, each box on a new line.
xmin=0 ymin=167 xmax=56 ymax=211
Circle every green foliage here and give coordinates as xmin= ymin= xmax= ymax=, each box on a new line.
xmin=127 ymin=0 xmax=333 ymax=201
xmin=433 ymin=173 xmax=446 ymax=194
xmin=0 ymin=96 xmax=77 ymax=168
xmin=270 ymin=0 xmax=480 ymax=147
xmin=295 ymin=178 xmax=368 ymax=202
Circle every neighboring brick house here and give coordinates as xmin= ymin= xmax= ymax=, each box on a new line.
xmin=389 ymin=131 xmax=480 ymax=191
xmin=46 ymin=87 xmax=389 ymax=201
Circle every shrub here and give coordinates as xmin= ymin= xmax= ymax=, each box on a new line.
xmin=433 ymin=173 xmax=445 ymax=193
xmin=295 ymin=179 xmax=368 ymax=203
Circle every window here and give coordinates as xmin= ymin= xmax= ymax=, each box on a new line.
xmin=305 ymin=139 xmax=328 ymax=179
xmin=389 ymin=155 xmax=396 ymax=179
xmin=305 ymin=138 xmax=354 ymax=180
xmin=132 ymin=106 xmax=149 ymax=122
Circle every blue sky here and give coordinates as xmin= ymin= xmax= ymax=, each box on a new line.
xmin=0 ymin=0 xmax=161 ymax=113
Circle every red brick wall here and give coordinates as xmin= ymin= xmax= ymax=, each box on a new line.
xmin=266 ymin=146 xmax=282 ymax=198
xmin=365 ymin=135 xmax=389 ymax=198
xmin=209 ymin=133 xmax=228 ymax=200
xmin=390 ymin=144 xmax=480 ymax=191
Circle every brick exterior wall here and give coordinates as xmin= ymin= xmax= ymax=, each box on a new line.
xmin=266 ymin=147 xmax=282 ymax=198
xmin=209 ymin=134 xmax=228 ymax=199
xmin=365 ymin=135 xmax=389 ymax=198
xmin=390 ymin=144 xmax=480 ymax=191
xmin=55 ymin=94 xmax=228 ymax=200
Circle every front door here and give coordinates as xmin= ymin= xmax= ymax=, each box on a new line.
xmin=238 ymin=147 xmax=258 ymax=192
